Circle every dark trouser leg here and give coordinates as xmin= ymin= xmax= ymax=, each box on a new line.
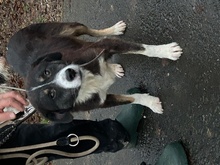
xmin=0 ymin=119 xmax=129 ymax=164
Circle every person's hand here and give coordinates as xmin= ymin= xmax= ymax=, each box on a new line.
xmin=0 ymin=91 xmax=28 ymax=122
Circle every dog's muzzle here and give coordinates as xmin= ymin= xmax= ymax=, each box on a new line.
xmin=55 ymin=64 xmax=82 ymax=89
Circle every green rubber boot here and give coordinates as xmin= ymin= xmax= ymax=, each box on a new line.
xmin=155 ymin=141 xmax=188 ymax=165
xmin=116 ymin=88 xmax=145 ymax=148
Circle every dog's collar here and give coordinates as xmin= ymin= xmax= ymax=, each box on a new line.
xmin=29 ymin=80 xmax=55 ymax=92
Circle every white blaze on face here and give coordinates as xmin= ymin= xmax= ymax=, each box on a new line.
xmin=54 ymin=64 xmax=81 ymax=89
xmin=30 ymin=64 xmax=81 ymax=91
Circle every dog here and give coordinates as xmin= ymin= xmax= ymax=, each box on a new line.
xmin=6 ymin=21 xmax=182 ymax=123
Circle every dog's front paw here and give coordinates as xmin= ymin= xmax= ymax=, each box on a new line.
xmin=132 ymin=94 xmax=163 ymax=114
xmin=110 ymin=64 xmax=125 ymax=78
xmin=160 ymin=42 xmax=183 ymax=60
xmin=147 ymin=96 xmax=163 ymax=114
xmin=111 ymin=21 xmax=126 ymax=35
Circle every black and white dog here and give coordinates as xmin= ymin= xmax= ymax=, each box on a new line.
xmin=6 ymin=21 xmax=182 ymax=122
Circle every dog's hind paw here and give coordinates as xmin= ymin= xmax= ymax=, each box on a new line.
xmin=144 ymin=42 xmax=183 ymax=61
xmin=132 ymin=94 xmax=163 ymax=114
xmin=156 ymin=42 xmax=183 ymax=61
xmin=110 ymin=64 xmax=125 ymax=78
xmin=163 ymin=42 xmax=183 ymax=61
xmin=111 ymin=21 xmax=126 ymax=35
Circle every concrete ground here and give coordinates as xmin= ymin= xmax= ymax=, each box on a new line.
xmin=54 ymin=0 xmax=220 ymax=164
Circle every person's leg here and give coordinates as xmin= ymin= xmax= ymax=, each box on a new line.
xmin=0 ymin=119 xmax=129 ymax=164
xmin=155 ymin=141 xmax=188 ymax=165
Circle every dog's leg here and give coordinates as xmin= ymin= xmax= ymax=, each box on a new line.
xmin=126 ymin=42 xmax=182 ymax=61
xmin=93 ymin=38 xmax=183 ymax=61
xmin=87 ymin=21 xmax=126 ymax=36
xmin=60 ymin=21 xmax=126 ymax=37
xmin=101 ymin=94 xmax=163 ymax=114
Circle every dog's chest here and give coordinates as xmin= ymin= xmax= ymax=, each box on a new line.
xmin=76 ymin=57 xmax=116 ymax=104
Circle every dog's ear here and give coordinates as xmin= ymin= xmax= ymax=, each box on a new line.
xmin=31 ymin=52 xmax=62 ymax=67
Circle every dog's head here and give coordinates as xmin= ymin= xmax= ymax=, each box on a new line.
xmin=26 ymin=52 xmax=82 ymax=123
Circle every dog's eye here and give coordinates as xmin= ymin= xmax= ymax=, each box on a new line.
xmin=44 ymin=69 xmax=51 ymax=76
xmin=49 ymin=89 xmax=56 ymax=99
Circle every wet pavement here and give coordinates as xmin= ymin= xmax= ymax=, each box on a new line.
xmin=54 ymin=0 xmax=220 ymax=164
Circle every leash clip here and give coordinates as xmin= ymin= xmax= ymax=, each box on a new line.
xmin=56 ymin=133 xmax=80 ymax=147
xmin=68 ymin=133 xmax=79 ymax=147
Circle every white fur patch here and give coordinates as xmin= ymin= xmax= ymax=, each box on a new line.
xmin=109 ymin=64 xmax=124 ymax=78
xmin=131 ymin=93 xmax=163 ymax=114
xmin=55 ymin=64 xmax=81 ymax=89
xmin=76 ymin=58 xmax=117 ymax=104
xmin=127 ymin=42 xmax=183 ymax=61
xmin=110 ymin=21 xmax=126 ymax=35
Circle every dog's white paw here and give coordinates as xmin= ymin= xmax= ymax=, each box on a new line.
xmin=132 ymin=94 xmax=163 ymax=114
xmin=110 ymin=64 xmax=124 ymax=78
xmin=157 ymin=42 xmax=183 ymax=60
xmin=144 ymin=42 xmax=183 ymax=60
xmin=147 ymin=96 xmax=163 ymax=114
xmin=163 ymin=42 xmax=183 ymax=60
xmin=111 ymin=21 xmax=126 ymax=35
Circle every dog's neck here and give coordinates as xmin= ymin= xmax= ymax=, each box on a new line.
xmin=75 ymin=62 xmax=116 ymax=105
xmin=75 ymin=69 xmax=104 ymax=104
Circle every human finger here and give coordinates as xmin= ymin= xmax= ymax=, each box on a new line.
xmin=0 ymin=98 xmax=26 ymax=111
xmin=0 ymin=91 xmax=28 ymax=106
xmin=0 ymin=111 xmax=16 ymax=122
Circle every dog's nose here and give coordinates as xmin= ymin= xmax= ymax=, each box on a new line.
xmin=65 ymin=68 xmax=76 ymax=81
